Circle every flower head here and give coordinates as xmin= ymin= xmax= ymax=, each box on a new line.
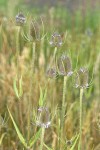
xmin=49 ymin=32 xmax=62 ymax=47
xmin=30 ymin=20 xmax=40 ymax=41
xmin=57 ymin=54 xmax=73 ymax=76
xmin=16 ymin=13 xmax=26 ymax=26
xmin=46 ymin=68 xmax=57 ymax=78
xmin=36 ymin=107 xmax=51 ymax=128
xmin=75 ymin=67 xmax=89 ymax=89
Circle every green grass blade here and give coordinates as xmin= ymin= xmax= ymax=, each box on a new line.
xmin=29 ymin=128 xmax=42 ymax=148
xmin=44 ymin=143 xmax=52 ymax=150
xmin=0 ymin=133 xmax=6 ymax=146
xmin=70 ymin=134 xmax=80 ymax=150
xmin=7 ymin=107 xmax=27 ymax=148
xmin=13 ymin=77 xmax=20 ymax=99
xmin=19 ymin=75 xmax=23 ymax=97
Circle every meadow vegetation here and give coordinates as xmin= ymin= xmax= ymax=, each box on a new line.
xmin=0 ymin=1 xmax=100 ymax=150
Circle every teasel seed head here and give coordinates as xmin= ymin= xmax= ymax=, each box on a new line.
xmin=57 ymin=54 xmax=73 ymax=76
xmin=46 ymin=67 xmax=57 ymax=78
xmin=15 ymin=12 xmax=26 ymax=26
xmin=49 ymin=32 xmax=62 ymax=47
xmin=75 ymin=67 xmax=89 ymax=89
xmin=30 ymin=20 xmax=40 ymax=41
xmin=36 ymin=107 xmax=51 ymax=128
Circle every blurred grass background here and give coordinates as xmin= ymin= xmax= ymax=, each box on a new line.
xmin=0 ymin=0 xmax=100 ymax=150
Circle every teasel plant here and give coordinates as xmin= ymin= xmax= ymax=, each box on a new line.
xmin=57 ymin=54 xmax=73 ymax=149
xmin=7 ymin=14 xmax=43 ymax=150
xmin=15 ymin=12 xmax=26 ymax=99
xmin=31 ymin=87 xmax=52 ymax=150
xmin=75 ymin=67 xmax=89 ymax=150
xmin=15 ymin=12 xmax=26 ymax=77
xmin=36 ymin=107 xmax=51 ymax=150
xmin=49 ymin=32 xmax=63 ymax=67
xmin=14 ymin=12 xmax=26 ymax=135
xmin=21 ymin=16 xmax=46 ymax=143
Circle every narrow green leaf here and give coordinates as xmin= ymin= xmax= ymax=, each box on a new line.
xmin=0 ymin=133 xmax=6 ymax=146
xmin=13 ymin=77 xmax=20 ymax=99
xmin=39 ymin=87 xmax=47 ymax=106
xmin=44 ymin=143 xmax=52 ymax=150
xmin=19 ymin=75 xmax=23 ymax=97
xmin=7 ymin=107 xmax=28 ymax=148
xmin=39 ymin=87 xmax=43 ymax=106
xmin=70 ymin=134 xmax=80 ymax=150
xmin=29 ymin=128 xmax=42 ymax=148
xmin=43 ymin=88 xmax=47 ymax=102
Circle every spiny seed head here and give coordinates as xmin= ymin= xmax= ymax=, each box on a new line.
xmin=36 ymin=107 xmax=51 ymax=128
xmin=49 ymin=32 xmax=62 ymax=47
xmin=15 ymin=13 xmax=26 ymax=26
xmin=57 ymin=55 xmax=73 ymax=76
xmin=46 ymin=68 xmax=57 ymax=78
xmin=30 ymin=20 xmax=40 ymax=41
xmin=75 ymin=67 xmax=89 ymax=89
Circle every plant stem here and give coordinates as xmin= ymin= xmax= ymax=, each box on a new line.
xmin=50 ymin=46 xmax=57 ymax=67
xmin=40 ymin=127 xmax=45 ymax=150
xmin=79 ymin=88 xmax=84 ymax=150
xmin=60 ymin=76 xmax=68 ymax=149
xmin=27 ymin=42 xmax=36 ymax=142
xmin=16 ymin=26 xmax=24 ymax=133
xmin=16 ymin=26 xmax=20 ymax=79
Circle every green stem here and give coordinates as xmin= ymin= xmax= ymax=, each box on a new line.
xmin=16 ymin=26 xmax=20 ymax=79
xmin=16 ymin=26 xmax=24 ymax=134
xmin=79 ymin=88 xmax=84 ymax=150
xmin=60 ymin=76 xmax=68 ymax=149
xmin=27 ymin=42 xmax=36 ymax=142
xmin=50 ymin=47 xmax=57 ymax=67
xmin=40 ymin=127 xmax=45 ymax=150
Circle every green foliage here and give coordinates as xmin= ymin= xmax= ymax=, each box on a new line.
xmin=7 ymin=107 xmax=41 ymax=149
xmin=29 ymin=128 xmax=41 ymax=148
xmin=39 ymin=87 xmax=47 ymax=106
xmin=70 ymin=134 xmax=80 ymax=150
xmin=0 ymin=2 xmax=100 ymax=149
xmin=13 ymin=76 xmax=23 ymax=99
xmin=0 ymin=133 xmax=6 ymax=146
xmin=7 ymin=107 xmax=28 ymax=148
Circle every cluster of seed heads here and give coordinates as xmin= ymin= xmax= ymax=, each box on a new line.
xmin=15 ymin=13 xmax=89 ymax=130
